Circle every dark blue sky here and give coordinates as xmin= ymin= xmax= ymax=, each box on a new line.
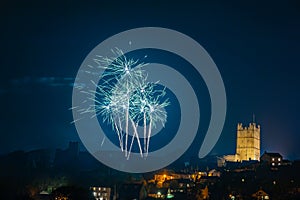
xmin=0 ymin=1 xmax=299 ymax=160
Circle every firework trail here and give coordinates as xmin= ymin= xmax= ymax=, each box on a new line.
xmin=73 ymin=48 xmax=169 ymax=159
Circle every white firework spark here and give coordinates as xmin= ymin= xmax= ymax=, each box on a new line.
xmin=73 ymin=48 xmax=170 ymax=159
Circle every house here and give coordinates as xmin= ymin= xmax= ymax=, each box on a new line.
xmin=252 ymin=189 xmax=270 ymax=200
xmin=90 ymin=186 xmax=111 ymax=200
xmin=260 ymin=151 xmax=283 ymax=167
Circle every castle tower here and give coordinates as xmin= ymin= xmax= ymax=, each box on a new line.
xmin=236 ymin=122 xmax=260 ymax=161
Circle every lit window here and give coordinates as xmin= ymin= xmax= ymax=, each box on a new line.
xmin=278 ymin=163 xmax=281 ymax=165
xmin=278 ymin=158 xmax=281 ymax=161
xmin=272 ymin=158 xmax=275 ymax=161
xmin=272 ymin=162 xmax=275 ymax=166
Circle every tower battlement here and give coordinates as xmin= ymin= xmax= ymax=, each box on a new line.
xmin=237 ymin=123 xmax=260 ymax=131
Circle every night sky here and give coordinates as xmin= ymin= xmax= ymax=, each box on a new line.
xmin=1 ymin=1 xmax=299 ymax=160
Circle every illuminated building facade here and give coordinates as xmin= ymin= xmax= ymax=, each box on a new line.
xmin=236 ymin=123 xmax=260 ymax=161
xmin=90 ymin=187 xmax=111 ymax=200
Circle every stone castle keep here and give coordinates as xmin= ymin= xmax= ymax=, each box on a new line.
xmin=236 ymin=123 xmax=260 ymax=161
xmin=221 ymin=121 xmax=261 ymax=163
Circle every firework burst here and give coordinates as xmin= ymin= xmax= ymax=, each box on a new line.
xmin=73 ymin=49 xmax=170 ymax=159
